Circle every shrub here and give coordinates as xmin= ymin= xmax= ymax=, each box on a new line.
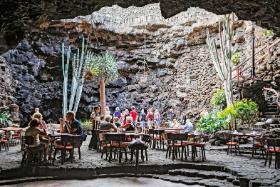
xmin=218 ymin=99 xmax=258 ymax=126
xmin=197 ymin=110 xmax=229 ymax=133
xmin=0 ymin=112 xmax=11 ymax=127
xmin=263 ymin=29 xmax=274 ymax=37
xmin=81 ymin=119 xmax=92 ymax=131
xmin=211 ymin=89 xmax=226 ymax=108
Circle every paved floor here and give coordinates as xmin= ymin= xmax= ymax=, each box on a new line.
xmin=1 ymin=136 xmax=280 ymax=186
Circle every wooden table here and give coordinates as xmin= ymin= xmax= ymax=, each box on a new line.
xmin=0 ymin=127 xmax=23 ymax=132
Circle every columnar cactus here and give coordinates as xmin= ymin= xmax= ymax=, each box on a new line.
xmin=206 ymin=15 xmax=234 ymax=107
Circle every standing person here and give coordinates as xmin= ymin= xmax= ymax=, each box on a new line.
xmin=105 ymin=106 xmax=111 ymax=116
xmin=139 ymin=108 xmax=146 ymax=132
xmin=89 ymin=106 xmax=101 ymax=150
xmin=129 ymin=106 xmax=138 ymax=127
xmin=167 ymin=108 xmax=176 ymax=121
xmin=120 ymin=110 xmax=126 ymax=124
xmin=146 ymin=108 xmax=154 ymax=129
xmin=113 ymin=107 xmax=121 ymax=119
xmin=154 ymin=109 xmax=161 ymax=128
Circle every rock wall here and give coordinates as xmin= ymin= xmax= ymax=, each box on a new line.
xmin=0 ymin=6 xmax=279 ymax=126
xmin=1 ymin=0 xmax=279 ymax=54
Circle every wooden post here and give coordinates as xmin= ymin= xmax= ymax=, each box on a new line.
xmin=251 ymin=26 xmax=256 ymax=79
xmin=99 ymin=79 xmax=106 ymax=116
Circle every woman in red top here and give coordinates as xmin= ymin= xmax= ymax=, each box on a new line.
xmin=146 ymin=108 xmax=154 ymax=129
xmin=129 ymin=106 xmax=138 ymax=127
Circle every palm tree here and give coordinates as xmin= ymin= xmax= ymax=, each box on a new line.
xmin=87 ymin=52 xmax=118 ymax=115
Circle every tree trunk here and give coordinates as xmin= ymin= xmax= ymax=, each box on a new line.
xmin=99 ymin=79 xmax=106 ymax=116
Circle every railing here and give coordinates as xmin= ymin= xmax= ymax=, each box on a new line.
xmin=232 ymin=37 xmax=280 ymax=82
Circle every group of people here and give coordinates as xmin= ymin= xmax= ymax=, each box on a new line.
xmin=90 ymin=106 xmax=194 ymax=133
xmin=24 ymin=108 xmax=85 ymax=161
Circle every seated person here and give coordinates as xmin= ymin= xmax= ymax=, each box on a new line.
xmin=25 ymin=119 xmax=47 ymax=147
xmin=99 ymin=115 xmax=117 ymax=131
xmin=113 ymin=117 xmax=121 ymax=128
xmin=59 ymin=111 xmax=83 ymax=135
xmin=183 ymin=119 xmax=194 ymax=133
xmin=25 ymin=119 xmax=48 ymax=161
xmin=171 ymin=118 xmax=181 ymax=129
xmin=121 ymin=116 xmax=135 ymax=131
xmin=32 ymin=113 xmax=49 ymax=152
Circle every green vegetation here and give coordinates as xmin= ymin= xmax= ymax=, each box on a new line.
xmin=0 ymin=112 xmax=11 ymax=127
xmin=81 ymin=119 xmax=92 ymax=132
xmin=88 ymin=52 xmax=118 ymax=115
xmin=206 ymin=15 xmax=235 ymax=107
xmin=211 ymin=89 xmax=226 ymax=108
xmin=197 ymin=110 xmax=229 ymax=133
xmin=198 ymin=99 xmax=258 ymax=133
xmin=61 ymin=37 xmax=95 ymax=116
xmin=219 ymin=99 xmax=258 ymax=126
xmin=263 ymin=29 xmax=274 ymax=37
xmin=231 ymin=52 xmax=240 ymax=65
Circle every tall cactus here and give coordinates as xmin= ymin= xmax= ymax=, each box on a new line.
xmin=61 ymin=38 xmax=94 ymax=116
xmin=206 ymin=15 xmax=234 ymax=107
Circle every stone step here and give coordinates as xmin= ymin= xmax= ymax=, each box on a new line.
xmin=263 ymin=112 xmax=279 ymax=115
xmin=154 ymin=174 xmax=239 ymax=187
xmin=168 ymin=168 xmax=239 ymax=186
xmin=263 ymin=114 xmax=278 ymax=118
xmin=0 ymin=176 xmax=55 ymax=185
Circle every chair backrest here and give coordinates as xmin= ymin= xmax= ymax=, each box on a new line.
xmin=72 ymin=135 xmax=82 ymax=148
xmin=267 ymin=138 xmax=280 ymax=149
xmin=105 ymin=133 xmax=126 ymax=142
xmin=167 ymin=133 xmax=188 ymax=141
xmin=148 ymin=129 xmax=165 ymax=135
xmin=24 ymin=136 xmax=35 ymax=145
xmin=141 ymin=134 xmax=151 ymax=143
xmin=61 ymin=134 xmax=73 ymax=145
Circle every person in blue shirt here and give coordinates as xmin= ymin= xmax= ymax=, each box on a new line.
xmin=59 ymin=111 xmax=83 ymax=135
xmin=183 ymin=119 xmax=194 ymax=133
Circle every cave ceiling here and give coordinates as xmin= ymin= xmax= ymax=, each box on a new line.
xmin=0 ymin=0 xmax=279 ymax=52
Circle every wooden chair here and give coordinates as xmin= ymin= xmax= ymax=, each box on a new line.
xmin=139 ymin=134 xmax=151 ymax=161
xmin=166 ymin=133 xmax=188 ymax=161
xmin=104 ymin=133 xmax=128 ymax=163
xmin=0 ymin=136 xmax=9 ymax=151
xmin=265 ymin=138 xmax=280 ymax=168
xmin=252 ymin=136 xmax=265 ymax=158
xmin=71 ymin=135 xmax=83 ymax=160
xmin=148 ymin=129 xmax=165 ymax=150
xmin=21 ymin=136 xmax=44 ymax=166
xmin=191 ymin=136 xmax=206 ymax=161
xmin=52 ymin=134 xmax=74 ymax=164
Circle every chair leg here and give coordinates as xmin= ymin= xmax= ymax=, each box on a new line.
xmin=21 ymin=151 xmax=27 ymax=166
xmin=264 ymin=151 xmax=268 ymax=166
xmin=53 ymin=149 xmax=57 ymax=165
xmin=78 ymin=147 xmax=81 ymax=159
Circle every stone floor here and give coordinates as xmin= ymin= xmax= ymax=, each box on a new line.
xmin=1 ymin=136 xmax=280 ymax=186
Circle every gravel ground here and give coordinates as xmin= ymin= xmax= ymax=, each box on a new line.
xmin=1 ymin=135 xmax=280 ymax=185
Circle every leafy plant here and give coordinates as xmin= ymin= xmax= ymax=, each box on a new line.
xmin=0 ymin=112 xmax=11 ymax=126
xmin=88 ymin=52 xmax=118 ymax=82
xmin=211 ymin=89 xmax=226 ymax=108
xmin=197 ymin=110 xmax=229 ymax=133
xmin=81 ymin=119 xmax=92 ymax=132
xmin=218 ymin=99 xmax=258 ymax=126
xmin=87 ymin=52 xmax=118 ymax=115
xmin=263 ymin=29 xmax=274 ymax=37
xmin=231 ymin=52 xmax=240 ymax=65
